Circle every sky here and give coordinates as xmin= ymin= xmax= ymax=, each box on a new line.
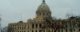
xmin=0 ymin=0 xmax=80 ymax=27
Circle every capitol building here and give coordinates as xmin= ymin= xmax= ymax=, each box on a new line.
xmin=7 ymin=0 xmax=80 ymax=32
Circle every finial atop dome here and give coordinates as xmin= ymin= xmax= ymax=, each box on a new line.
xmin=43 ymin=0 xmax=45 ymax=3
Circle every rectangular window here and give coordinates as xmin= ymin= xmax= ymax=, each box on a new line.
xmin=32 ymin=24 xmax=34 ymax=28
xmin=39 ymin=24 xmax=41 ymax=28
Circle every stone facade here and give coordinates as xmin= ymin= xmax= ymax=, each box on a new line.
xmin=7 ymin=0 xmax=80 ymax=32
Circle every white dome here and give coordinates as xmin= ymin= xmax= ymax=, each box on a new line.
xmin=36 ymin=0 xmax=51 ymax=18
xmin=36 ymin=3 xmax=50 ymax=12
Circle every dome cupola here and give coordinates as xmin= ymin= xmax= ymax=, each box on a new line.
xmin=36 ymin=0 xmax=51 ymax=18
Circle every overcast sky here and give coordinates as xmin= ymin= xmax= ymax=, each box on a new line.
xmin=0 ymin=0 xmax=80 ymax=27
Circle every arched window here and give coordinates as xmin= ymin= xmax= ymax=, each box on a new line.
xmin=79 ymin=29 xmax=80 ymax=31
xmin=36 ymin=30 xmax=37 ymax=32
xmin=70 ymin=29 xmax=72 ymax=32
xmin=39 ymin=30 xmax=42 ymax=32
xmin=32 ymin=30 xmax=33 ymax=32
